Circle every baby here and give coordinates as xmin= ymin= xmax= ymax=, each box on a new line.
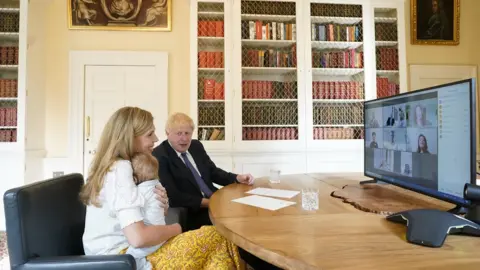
xmin=125 ymin=153 xmax=166 ymax=270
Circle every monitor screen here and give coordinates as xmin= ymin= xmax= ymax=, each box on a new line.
xmin=364 ymin=79 xmax=476 ymax=206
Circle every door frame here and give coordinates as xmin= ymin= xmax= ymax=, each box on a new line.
xmin=68 ymin=50 xmax=169 ymax=175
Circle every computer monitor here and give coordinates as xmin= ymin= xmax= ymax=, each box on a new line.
xmin=363 ymin=78 xmax=476 ymax=209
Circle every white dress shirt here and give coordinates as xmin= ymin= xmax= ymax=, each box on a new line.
xmin=174 ymin=149 xmax=202 ymax=177
xmin=169 ymin=142 xmax=206 ymax=196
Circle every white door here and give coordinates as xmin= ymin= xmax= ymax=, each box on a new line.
xmin=83 ymin=65 xmax=166 ymax=175
xmin=409 ymin=64 xmax=478 ymax=158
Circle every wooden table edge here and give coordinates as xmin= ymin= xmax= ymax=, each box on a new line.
xmin=209 ymin=208 xmax=318 ymax=270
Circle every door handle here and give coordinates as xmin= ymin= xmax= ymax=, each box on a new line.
xmin=86 ymin=116 xmax=91 ymax=141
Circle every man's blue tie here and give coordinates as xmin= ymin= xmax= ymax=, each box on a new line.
xmin=181 ymin=152 xmax=213 ymax=198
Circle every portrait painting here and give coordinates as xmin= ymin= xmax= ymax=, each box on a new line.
xmin=411 ymin=0 xmax=460 ymax=45
xmin=68 ymin=0 xmax=172 ymax=31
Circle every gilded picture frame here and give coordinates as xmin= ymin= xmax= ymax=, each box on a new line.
xmin=411 ymin=0 xmax=460 ymax=45
xmin=68 ymin=0 xmax=172 ymax=31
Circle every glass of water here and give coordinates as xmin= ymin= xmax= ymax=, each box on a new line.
xmin=302 ymin=188 xmax=319 ymax=211
xmin=269 ymin=169 xmax=281 ymax=184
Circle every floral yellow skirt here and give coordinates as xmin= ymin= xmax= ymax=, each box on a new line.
xmin=121 ymin=225 xmax=242 ymax=270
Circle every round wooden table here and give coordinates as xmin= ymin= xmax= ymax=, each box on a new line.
xmin=208 ymin=173 xmax=480 ymax=270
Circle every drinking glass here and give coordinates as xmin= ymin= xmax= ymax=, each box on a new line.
xmin=302 ymin=188 xmax=319 ymax=211
xmin=269 ymin=169 xmax=281 ymax=184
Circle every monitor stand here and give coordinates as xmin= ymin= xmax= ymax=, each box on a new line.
xmin=359 ymin=178 xmax=388 ymax=185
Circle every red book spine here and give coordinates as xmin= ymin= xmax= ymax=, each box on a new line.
xmin=198 ymin=21 xmax=207 ymax=36
xmin=207 ymin=52 xmax=215 ymax=68
xmin=319 ymin=82 xmax=325 ymax=99
xmin=207 ymin=21 xmax=216 ymax=36
xmin=203 ymin=79 xmax=215 ymax=99
xmin=267 ymin=81 xmax=273 ymax=98
xmin=198 ymin=51 xmax=207 ymax=68
xmin=215 ymin=21 xmax=224 ymax=37
xmin=214 ymin=52 xmax=223 ymax=68
xmin=252 ymin=80 xmax=258 ymax=98
xmin=0 ymin=79 xmax=4 ymax=97
xmin=0 ymin=108 xmax=4 ymax=126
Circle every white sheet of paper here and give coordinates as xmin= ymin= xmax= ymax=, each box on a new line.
xmin=232 ymin=195 xmax=296 ymax=211
xmin=246 ymin=187 xmax=300 ymax=199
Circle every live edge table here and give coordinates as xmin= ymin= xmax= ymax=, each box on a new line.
xmin=208 ymin=173 xmax=480 ymax=270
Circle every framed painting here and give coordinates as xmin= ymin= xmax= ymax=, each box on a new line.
xmin=411 ymin=0 xmax=460 ymax=45
xmin=68 ymin=0 xmax=172 ymax=31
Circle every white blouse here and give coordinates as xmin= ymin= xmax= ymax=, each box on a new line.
xmin=82 ymin=160 xmax=152 ymax=269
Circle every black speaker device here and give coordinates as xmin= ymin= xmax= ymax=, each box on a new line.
xmin=386 ymin=208 xmax=480 ymax=248
xmin=386 ymin=183 xmax=480 ymax=248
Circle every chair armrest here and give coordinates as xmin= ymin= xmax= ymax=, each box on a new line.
xmin=165 ymin=207 xmax=188 ymax=229
xmin=17 ymin=255 xmax=135 ymax=270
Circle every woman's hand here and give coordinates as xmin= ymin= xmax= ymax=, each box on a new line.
xmin=154 ymin=184 xmax=169 ymax=212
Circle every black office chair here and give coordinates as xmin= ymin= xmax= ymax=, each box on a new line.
xmin=3 ymin=173 xmax=187 ymax=270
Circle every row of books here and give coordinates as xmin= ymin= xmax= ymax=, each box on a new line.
xmin=0 ymin=46 xmax=19 ymax=65
xmin=311 ymin=23 xmax=362 ymax=42
xmin=242 ymin=80 xmax=297 ymax=99
xmin=242 ymin=104 xmax=297 ymax=125
xmin=198 ymin=51 xmax=224 ymax=68
xmin=312 ymin=81 xmax=364 ymax=100
xmin=312 ymin=50 xmax=363 ymax=69
xmin=0 ymin=129 xmax=16 ymax=142
xmin=243 ymin=127 xmax=298 ymax=141
xmin=0 ymin=13 xmax=19 ymax=33
xmin=311 ymin=4 xmax=362 ymax=18
xmin=198 ymin=106 xmax=225 ymax=126
xmin=200 ymin=79 xmax=224 ymax=100
xmin=376 ymin=48 xmax=398 ymax=70
xmin=0 ymin=79 xmax=18 ymax=97
xmin=241 ymin=21 xmax=296 ymax=41
xmin=198 ymin=20 xmax=224 ymax=37
xmin=377 ymin=77 xmax=399 ymax=98
xmin=313 ymin=127 xmax=364 ymax=140
xmin=0 ymin=107 xmax=17 ymax=126
xmin=242 ymin=47 xmax=297 ymax=68
xmin=313 ymin=105 xmax=363 ymax=125
xmin=375 ymin=23 xmax=398 ymax=42
xmin=199 ymin=128 xmax=225 ymax=141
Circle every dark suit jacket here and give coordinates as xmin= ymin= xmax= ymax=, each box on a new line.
xmin=152 ymin=139 xmax=238 ymax=212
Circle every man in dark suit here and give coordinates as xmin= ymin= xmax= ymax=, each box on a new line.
xmin=152 ymin=112 xmax=281 ymax=270
xmin=152 ymin=113 xmax=254 ymax=230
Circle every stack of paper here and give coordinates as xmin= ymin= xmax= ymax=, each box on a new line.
xmin=231 ymin=188 xmax=299 ymax=211
xmin=246 ymin=187 xmax=299 ymax=199
xmin=232 ymin=195 xmax=296 ymax=211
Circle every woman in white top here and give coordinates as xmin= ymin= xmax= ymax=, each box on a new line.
xmin=81 ymin=106 xmax=242 ymax=270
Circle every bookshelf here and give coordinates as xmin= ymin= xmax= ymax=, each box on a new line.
xmin=190 ymin=0 xmax=407 ymax=175
xmin=374 ymin=7 xmax=401 ymax=99
xmin=192 ymin=1 xmax=231 ymax=150
xmin=0 ymin=0 xmax=27 ymax=230
xmin=308 ymin=2 xmax=365 ymax=145
xmin=0 ymin=1 xmax=20 ymax=147
xmin=234 ymin=0 xmax=305 ymax=152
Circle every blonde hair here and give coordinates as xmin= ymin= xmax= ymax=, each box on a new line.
xmin=79 ymin=106 xmax=154 ymax=206
xmin=131 ymin=153 xmax=159 ymax=185
xmin=165 ymin=112 xmax=195 ymax=132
